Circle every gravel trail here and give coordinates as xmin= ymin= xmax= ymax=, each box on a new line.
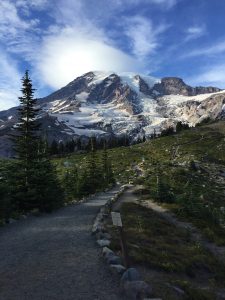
xmin=0 ymin=187 xmax=124 ymax=300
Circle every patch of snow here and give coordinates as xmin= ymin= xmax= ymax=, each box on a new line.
xmin=120 ymin=73 xmax=140 ymax=94
xmin=161 ymin=90 xmax=225 ymax=105
xmin=76 ymin=91 xmax=89 ymax=102
xmin=90 ymin=71 xmax=114 ymax=86
xmin=140 ymin=75 xmax=160 ymax=88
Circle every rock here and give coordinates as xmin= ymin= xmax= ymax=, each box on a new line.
xmin=92 ymin=223 xmax=105 ymax=234
xmin=107 ymin=255 xmax=122 ymax=265
xmin=102 ymin=246 xmax=114 ymax=257
xmin=96 ymin=231 xmax=111 ymax=240
xmin=153 ymin=77 xmax=220 ymax=96
xmin=109 ymin=264 xmax=126 ymax=275
xmin=102 ymin=247 xmax=116 ymax=260
xmin=8 ymin=218 xmax=16 ymax=224
xmin=97 ymin=239 xmax=110 ymax=247
xmin=121 ymin=268 xmax=142 ymax=284
xmin=122 ymin=281 xmax=153 ymax=300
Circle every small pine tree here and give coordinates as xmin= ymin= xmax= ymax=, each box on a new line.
xmin=50 ymin=139 xmax=58 ymax=155
xmin=58 ymin=141 xmax=65 ymax=155
xmin=102 ymin=142 xmax=115 ymax=188
xmin=34 ymin=140 xmax=64 ymax=212
xmin=81 ymin=137 xmax=102 ymax=194
xmin=63 ymin=164 xmax=79 ymax=200
xmin=0 ymin=165 xmax=12 ymax=222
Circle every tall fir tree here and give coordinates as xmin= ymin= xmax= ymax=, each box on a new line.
xmin=12 ymin=71 xmax=64 ymax=212
xmin=12 ymin=70 xmax=41 ymax=211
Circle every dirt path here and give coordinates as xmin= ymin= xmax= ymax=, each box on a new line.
xmin=0 ymin=187 xmax=125 ymax=300
xmin=115 ymin=185 xmax=225 ymax=263
xmin=141 ymin=198 xmax=225 ymax=263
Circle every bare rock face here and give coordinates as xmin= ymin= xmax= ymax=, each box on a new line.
xmin=153 ymin=77 xmax=221 ymax=96
xmin=40 ymin=72 xmax=95 ymax=104
xmin=87 ymin=74 xmax=121 ymax=104
xmin=176 ymin=94 xmax=225 ymax=125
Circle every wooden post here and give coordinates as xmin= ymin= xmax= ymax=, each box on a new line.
xmin=118 ymin=226 xmax=130 ymax=268
xmin=111 ymin=212 xmax=130 ymax=268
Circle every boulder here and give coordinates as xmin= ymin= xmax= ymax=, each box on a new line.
xmin=122 ymin=280 xmax=153 ymax=300
xmin=109 ymin=264 xmax=126 ymax=275
xmin=8 ymin=218 xmax=16 ymax=224
xmin=92 ymin=223 xmax=104 ymax=234
xmin=121 ymin=268 xmax=142 ymax=284
xmin=102 ymin=247 xmax=114 ymax=257
xmin=97 ymin=239 xmax=110 ymax=247
xmin=96 ymin=232 xmax=111 ymax=240
xmin=107 ymin=255 xmax=122 ymax=265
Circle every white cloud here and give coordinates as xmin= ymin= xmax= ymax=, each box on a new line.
xmin=0 ymin=0 xmax=171 ymax=110
xmin=188 ymin=64 xmax=225 ymax=88
xmin=149 ymin=0 xmax=177 ymax=8
xmin=0 ymin=0 xmax=40 ymax=57
xmin=0 ymin=0 xmax=29 ymax=33
xmin=0 ymin=51 xmax=22 ymax=110
xmin=185 ymin=25 xmax=206 ymax=41
xmin=16 ymin=0 xmax=48 ymax=9
xmin=15 ymin=0 xmax=49 ymax=16
xmin=184 ymin=40 xmax=225 ymax=58
xmin=113 ymin=0 xmax=178 ymax=9
xmin=124 ymin=16 xmax=168 ymax=58
xmin=36 ymin=27 xmax=143 ymax=89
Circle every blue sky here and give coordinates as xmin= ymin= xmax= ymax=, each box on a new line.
xmin=1 ymin=0 xmax=225 ymax=110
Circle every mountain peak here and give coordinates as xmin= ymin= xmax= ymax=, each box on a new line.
xmin=0 ymin=71 xmax=224 ymax=157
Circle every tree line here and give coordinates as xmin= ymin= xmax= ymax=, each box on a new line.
xmin=49 ymin=134 xmax=132 ymax=156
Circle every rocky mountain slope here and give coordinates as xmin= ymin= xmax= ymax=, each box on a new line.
xmin=0 ymin=71 xmax=225 ymax=157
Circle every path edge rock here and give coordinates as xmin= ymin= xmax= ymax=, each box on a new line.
xmin=92 ymin=185 xmax=157 ymax=300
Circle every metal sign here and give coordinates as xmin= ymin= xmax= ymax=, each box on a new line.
xmin=111 ymin=212 xmax=122 ymax=227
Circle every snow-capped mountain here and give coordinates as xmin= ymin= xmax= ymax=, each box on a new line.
xmin=0 ymin=71 xmax=225 ymax=157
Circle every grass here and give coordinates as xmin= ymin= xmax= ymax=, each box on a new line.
xmin=106 ymin=202 xmax=225 ymax=300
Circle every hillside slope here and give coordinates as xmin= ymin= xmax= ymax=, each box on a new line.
xmin=57 ymin=120 xmax=225 ymax=242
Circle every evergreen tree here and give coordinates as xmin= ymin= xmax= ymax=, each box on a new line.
xmin=12 ymin=70 xmax=41 ymax=211
xmin=12 ymin=71 xmax=64 ymax=212
xmin=0 ymin=162 xmax=14 ymax=222
xmin=176 ymin=121 xmax=189 ymax=132
xmin=76 ymin=137 xmax=82 ymax=151
xmin=50 ymin=139 xmax=58 ymax=155
xmin=102 ymin=142 xmax=115 ymax=188
xmin=161 ymin=126 xmax=174 ymax=137
xmin=156 ymin=165 xmax=174 ymax=203
xmin=58 ymin=141 xmax=65 ymax=155
xmin=34 ymin=140 xmax=64 ymax=212
xmin=63 ymin=164 xmax=79 ymax=200
xmin=81 ymin=137 xmax=102 ymax=194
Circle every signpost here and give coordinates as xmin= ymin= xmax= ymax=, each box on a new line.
xmin=111 ymin=212 xmax=129 ymax=268
xmin=111 ymin=212 xmax=122 ymax=227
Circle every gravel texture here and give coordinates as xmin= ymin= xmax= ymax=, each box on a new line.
xmin=0 ymin=187 xmax=124 ymax=300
